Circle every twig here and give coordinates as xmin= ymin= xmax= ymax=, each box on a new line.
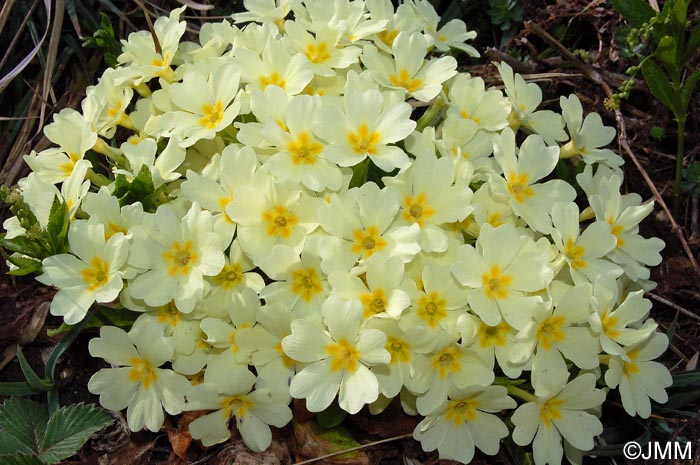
xmin=525 ymin=20 xmax=700 ymax=277
xmin=133 ymin=0 xmax=161 ymax=55
xmin=648 ymin=292 xmax=700 ymax=322
xmin=294 ymin=433 xmax=413 ymax=465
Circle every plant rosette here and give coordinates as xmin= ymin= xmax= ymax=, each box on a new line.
xmin=1 ymin=1 xmax=669 ymax=464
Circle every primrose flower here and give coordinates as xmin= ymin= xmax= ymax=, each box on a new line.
xmin=232 ymin=0 xmax=291 ymax=29
xmin=410 ymin=332 xmax=495 ymax=415
xmin=282 ymin=296 xmax=390 ymax=414
xmin=605 ymin=331 xmax=673 ymax=418
xmin=492 ymin=128 xmax=576 ymax=234
xmin=459 ymin=314 xmax=522 ymax=379
xmin=163 ymin=60 xmax=241 ymax=147
xmin=259 ymin=93 xmax=343 ymax=192
xmin=37 ymin=221 xmax=128 ymax=324
xmin=258 ymin=240 xmax=329 ymax=317
xmin=383 ymin=150 xmax=473 ymax=253
xmin=559 ymin=94 xmax=623 ymax=168
xmin=589 ymin=274 xmax=657 ymax=358
xmin=82 ymin=186 xmax=145 ymax=241
xmin=425 ymin=18 xmax=479 ymax=57
xmin=225 ymin=169 xmax=319 ymax=262
xmin=24 ymin=109 xmax=96 ymax=184
xmin=127 ymin=204 xmax=226 ymax=313
xmin=186 ymin=362 xmax=292 ymax=450
xmin=551 ymin=201 xmax=621 ymax=285
xmin=361 ymin=31 xmax=457 ymax=101
xmin=317 ymin=182 xmax=420 ymax=272
xmin=88 ymin=325 xmax=190 ymax=432
xmin=496 ymin=61 xmax=567 ymax=144
xmin=510 ymin=283 xmax=600 ymax=397
xmin=285 ymin=21 xmax=362 ymax=76
xmin=512 ymin=374 xmax=606 ymax=465
xmin=329 ymin=252 xmax=412 ymax=320
xmin=118 ymin=136 xmax=185 ymax=187
xmin=413 ymin=385 xmax=515 ymax=464
xmin=114 ymin=7 xmax=186 ymax=85
xmin=315 ymin=89 xmax=415 ymax=171
xmin=447 ymin=74 xmax=511 ymax=133
xmin=452 ymin=223 xmax=551 ymax=330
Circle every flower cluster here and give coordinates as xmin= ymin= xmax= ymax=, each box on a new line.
xmin=2 ymin=1 xmax=670 ymax=464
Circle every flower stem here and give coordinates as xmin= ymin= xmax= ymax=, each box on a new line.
xmin=673 ymin=118 xmax=686 ymax=216
xmin=416 ymin=96 xmax=445 ymax=132
xmin=507 ymin=385 xmax=538 ymax=403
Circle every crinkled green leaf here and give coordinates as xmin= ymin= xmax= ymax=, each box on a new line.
xmin=37 ymin=403 xmax=112 ymax=464
xmin=5 ymin=254 xmax=42 ymax=276
xmin=45 ymin=195 xmax=69 ymax=255
xmin=0 ymin=398 xmax=48 ymax=457
xmin=0 ymin=235 xmax=44 ymax=259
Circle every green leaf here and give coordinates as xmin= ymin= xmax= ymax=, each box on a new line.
xmin=44 ymin=310 xmax=95 ymax=382
xmin=46 ymin=306 xmax=138 ymax=337
xmin=0 ymin=398 xmax=48 ymax=456
xmin=655 ymin=35 xmax=677 ymax=70
xmin=610 ymin=0 xmax=656 ymax=28
xmin=681 ymin=69 xmax=700 ymax=111
xmin=16 ymin=346 xmax=53 ymax=392
xmin=684 ymin=25 xmax=700 ymax=63
xmin=0 ymin=235 xmax=44 ymax=259
xmin=0 ymin=382 xmax=42 ymax=396
xmin=670 ymin=369 xmax=700 ymax=388
xmin=0 ymin=454 xmax=45 ymax=465
xmin=640 ymin=59 xmax=678 ymax=114
xmin=5 ymin=254 xmax=42 ymax=276
xmin=348 ymin=158 xmax=370 ymax=188
xmin=111 ymin=165 xmax=164 ymax=211
xmin=37 ymin=404 xmax=112 ymax=464
xmin=316 ymin=402 xmax=347 ymax=429
xmin=45 ymin=195 xmax=69 ymax=255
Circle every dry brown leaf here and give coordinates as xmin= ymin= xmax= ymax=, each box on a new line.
xmin=97 ymin=437 xmax=155 ymax=465
xmin=166 ymin=411 xmax=207 ymax=459
xmin=212 ymin=438 xmax=290 ymax=465
xmin=293 ymin=420 xmax=370 ymax=465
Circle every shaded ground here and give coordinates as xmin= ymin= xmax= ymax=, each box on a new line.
xmin=1 ymin=0 xmax=700 ymax=464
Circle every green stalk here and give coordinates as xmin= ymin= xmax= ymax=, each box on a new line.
xmin=673 ymin=117 xmax=686 ymax=216
xmin=416 ymin=96 xmax=445 ymax=132
xmin=507 ymin=385 xmax=538 ymax=403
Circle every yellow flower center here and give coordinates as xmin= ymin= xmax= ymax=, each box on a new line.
xmin=386 ymin=336 xmax=410 ymax=365
xmin=221 ymin=395 xmax=254 ymax=418
xmin=600 ymin=310 xmax=620 ymax=338
xmin=507 ymin=172 xmax=535 ymax=203
xmin=563 ymin=238 xmax=586 ymax=269
xmin=305 ymin=42 xmax=332 ymax=64
xmin=445 ymin=398 xmax=480 ymax=425
xmin=378 ymin=29 xmax=399 ymax=47
xmin=417 ymin=292 xmax=448 ymax=328
xmin=290 ymin=267 xmax=324 ymax=302
xmin=259 ymin=71 xmax=286 ymax=89
xmin=275 ymin=341 xmax=296 ymax=368
xmin=608 ymin=217 xmax=625 ymax=247
xmin=347 ymin=123 xmax=380 ymax=155
xmin=129 ymin=357 xmax=158 ymax=389
xmin=326 ymin=338 xmax=360 ymax=372
xmin=388 ymin=69 xmax=423 ymax=93
xmin=536 ymin=315 xmax=566 ymax=351
xmin=105 ymin=222 xmax=128 ymax=240
xmin=477 ymin=321 xmax=510 ymax=348
xmin=402 ymin=193 xmax=435 ymax=226
xmin=351 ymin=225 xmax=387 ymax=258
xmin=80 ymin=256 xmax=110 ymax=291
xmin=360 ymin=289 xmax=387 ymax=318
xmin=60 ymin=152 xmax=81 ymax=177
xmin=213 ymin=263 xmax=244 ymax=290
xmin=156 ymin=301 xmax=181 ymax=326
xmin=482 ymin=265 xmax=513 ymax=300
xmin=432 ymin=346 xmax=462 ymax=379
xmin=539 ymin=397 xmax=563 ymax=427
xmin=288 ymin=131 xmax=324 ymax=165
xmin=199 ymin=100 xmax=225 ymax=129
xmin=622 ymin=349 xmax=640 ymax=377
xmin=162 ymin=240 xmax=199 ymax=276
xmin=262 ymin=205 xmax=298 ymax=238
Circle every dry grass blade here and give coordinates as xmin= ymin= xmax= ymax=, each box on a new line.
xmin=0 ymin=0 xmax=40 ymax=73
xmin=132 ymin=0 xmax=161 ymax=54
xmin=175 ymin=0 xmax=214 ymax=11
xmin=0 ymin=0 xmax=18 ymax=38
xmin=648 ymin=292 xmax=700 ymax=322
xmin=294 ymin=433 xmax=413 ymax=465
xmin=0 ymin=0 xmax=51 ymax=94
xmin=37 ymin=0 xmax=66 ymax=136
